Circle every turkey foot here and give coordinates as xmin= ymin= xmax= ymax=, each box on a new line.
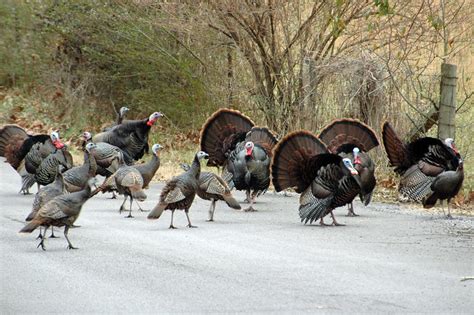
xmin=319 ymin=218 xmax=331 ymax=226
xmin=446 ymin=214 xmax=453 ymax=219
xmin=169 ymin=225 xmax=177 ymax=229
xmin=346 ymin=203 xmax=359 ymax=216
xmin=125 ymin=214 xmax=134 ymax=218
xmin=206 ymin=219 xmax=214 ymax=222
xmin=243 ymin=206 xmax=257 ymax=212
xmin=187 ymin=224 xmax=198 ymax=228
xmin=330 ymin=211 xmax=345 ymax=226
xmin=36 ymin=231 xmax=43 ymax=240
xmin=67 ymin=245 xmax=78 ymax=250
xmin=37 ymin=239 xmax=46 ymax=251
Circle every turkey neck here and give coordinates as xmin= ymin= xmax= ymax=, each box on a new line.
xmin=85 ymin=150 xmax=97 ymax=177
xmin=188 ymin=155 xmax=202 ymax=180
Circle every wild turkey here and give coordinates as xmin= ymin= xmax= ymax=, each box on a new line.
xmin=130 ymin=143 xmax=162 ymax=211
xmin=382 ymin=122 xmax=463 ymax=218
xmin=271 ymin=131 xmax=361 ymax=226
xmin=24 ymin=142 xmax=73 ymax=190
xmin=98 ymin=153 xmax=147 ymax=218
xmin=19 ymin=178 xmax=96 ymax=250
xmin=200 ymin=109 xmax=277 ymax=211
xmin=0 ymin=126 xmax=70 ymax=194
xmin=180 ymin=163 xmax=241 ymax=221
xmin=63 ymin=143 xmax=98 ymax=193
xmin=102 ymin=106 xmax=129 ymax=132
xmin=147 ymin=151 xmax=209 ymax=229
xmin=92 ymin=111 xmax=163 ymax=161
xmin=318 ymin=119 xmax=379 ymax=216
xmin=82 ymin=131 xmax=133 ymax=178
xmin=25 ymin=169 xmax=66 ymax=239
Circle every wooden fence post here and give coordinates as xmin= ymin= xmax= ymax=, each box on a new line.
xmin=438 ymin=63 xmax=457 ymax=140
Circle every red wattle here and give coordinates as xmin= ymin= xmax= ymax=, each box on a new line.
xmin=147 ymin=120 xmax=154 ymax=126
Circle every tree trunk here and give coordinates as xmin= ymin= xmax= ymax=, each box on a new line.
xmin=438 ymin=63 xmax=457 ymax=140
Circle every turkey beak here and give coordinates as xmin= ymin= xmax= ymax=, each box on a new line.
xmin=204 ymin=153 xmax=209 ymax=160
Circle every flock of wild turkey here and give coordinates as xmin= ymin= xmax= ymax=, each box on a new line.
xmin=0 ymin=107 xmax=464 ymax=250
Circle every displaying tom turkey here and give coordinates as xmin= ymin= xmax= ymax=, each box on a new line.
xmin=92 ymin=111 xmax=163 ymax=161
xmin=382 ymin=122 xmax=463 ymax=218
xmin=147 ymin=151 xmax=209 ymax=229
xmin=0 ymin=126 xmax=71 ymax=194
xmin=318 ymin=119 xmax=379 ymax=216
xmin=63 ymin=143 xmax=98 ymax=193
xmin=200 ymin=109 xmax=277 ymax=212
xmin=99 ymin=152 xmax=147 ymax=218
xmin=25 ymin=168 xmax=66 ymax=239
xmin=271 ymin=131 xmax=361 ymax=226
xmin=180 ymin=163 xmax=241 ymax=221
xmin=19 ymin=178 xmax=96 ymax=250
xmin=102 ymin=106 xmax=129 ymax=132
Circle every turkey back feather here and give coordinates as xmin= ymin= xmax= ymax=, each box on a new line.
xmin=318 ymin=118 xmax=379 ymax=153
xmin=200 ymin=108 xmax=254 ymax=167
xmin=271 ymin=130 xmax=329 ymax=193
xmin=245 ymin=127 xmax=278 ymax=156
xmin=382 ymin=121 xmax=411 ymax=174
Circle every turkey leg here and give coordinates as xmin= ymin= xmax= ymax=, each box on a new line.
xmin=186 ymin=211 xmax=198 ymax=228
xmin=207 ymin=199 xmax=216 ymax=222
xmin=346 ymin=202 xmax=359 ymax=216
xmin=125 ymin=196 xmax=134 ymax=218
xmin=119 ymin=196 xmax=127 ymax=214
xmin=49 ymin=226 xmax=59 ymax=238
xmin=36 ymin=227 xmax=47 ymax=250
xmin=169 ymin=210 xmax=177 ymax=229
xmin=446 ymin=199 xmax=453 ymax=219
xmin=64 ymin=226 xmax=78 ymax=249
xmin=330 ymin=211 xmax=345 ymax=226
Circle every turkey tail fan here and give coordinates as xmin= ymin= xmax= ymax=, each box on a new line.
xmin=0 ymin=125 xmax=28 ymax=157
xmin=381 ymin=121 xmax=411 ymax=174
xmin=200 ymin=108 xmax=254 ymax=167
xmin=271 ymin=130 xmax=328 ymax=193
xmin=318 ymin=118 xmax=379 ymax=153
xmin=246 ymin=127 xmax=278 ymax=156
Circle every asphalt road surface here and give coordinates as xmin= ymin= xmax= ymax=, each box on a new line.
xmin=1 ymin=159 xmax=473 ymax=313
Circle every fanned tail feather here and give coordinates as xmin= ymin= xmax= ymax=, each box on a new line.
xmin=382 ymin=122 xmax=411 ymax=174
xmin=0 ymin=125 xmax=28 ymax=157
xmin=200 ymin=108 xmax=254 ymax=167
xmin=271 ymin=130 xmax=328 ymax=193
xmin=318 ymin=119 xmax=379 ymax=153
xmin=246 ymin=127 xmax=278 ymax=156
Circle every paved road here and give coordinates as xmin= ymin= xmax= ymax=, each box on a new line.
xmin=0 ymin=159 xmax=473 ymax=313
